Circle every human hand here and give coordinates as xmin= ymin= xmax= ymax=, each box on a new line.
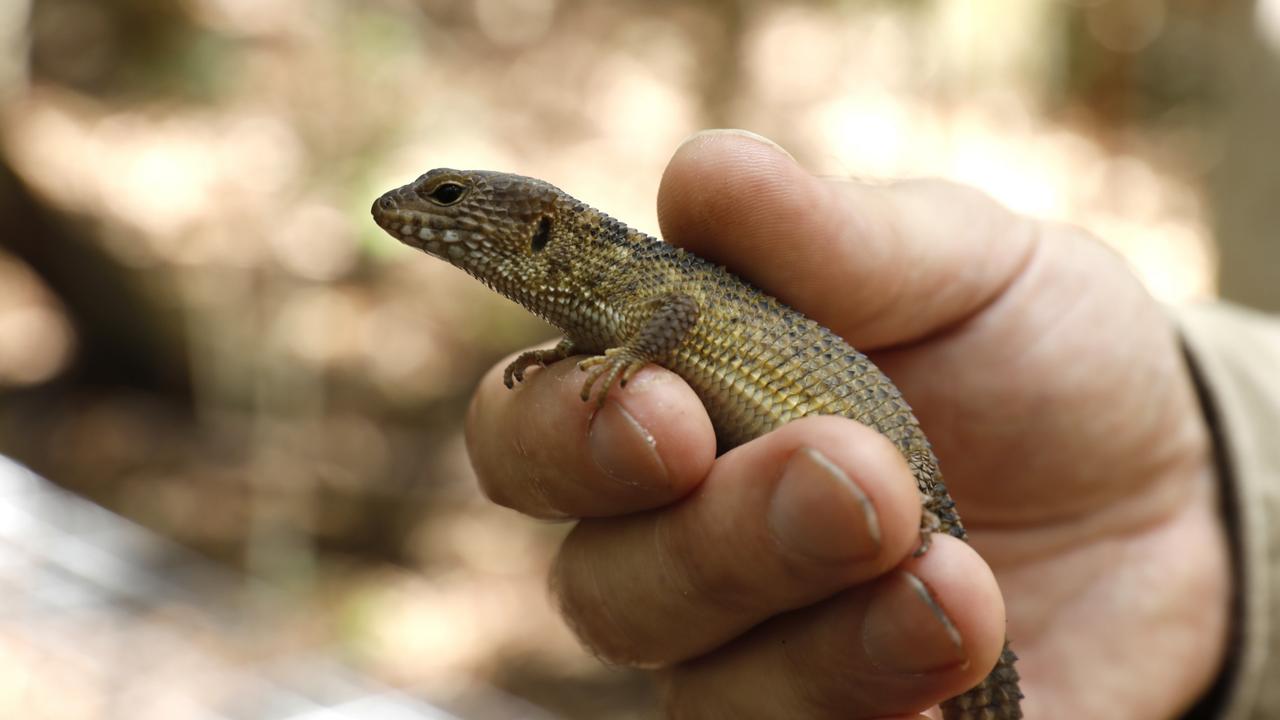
xmin=465 ymin=130 xmax=1230 ymax=719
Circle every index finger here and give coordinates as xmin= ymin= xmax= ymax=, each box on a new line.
xmin=465 ymin=350 xmax=716 ymax=518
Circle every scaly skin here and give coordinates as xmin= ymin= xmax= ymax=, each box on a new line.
xmin=372 ymin=169 xmax=1023 ymax=719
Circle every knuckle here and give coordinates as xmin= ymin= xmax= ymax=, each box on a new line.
xmin=472 ymin=463 xmax=518 ymax=509
xmin=466 ymin=387 xmax=574 ymax=519
xmin=657 ymin=669 xmax=717 ymax=720
xmin=549 ymin=541 xmax=650 ymax=664
xmin=783 ymin=647 xmax=870 ymax=715
xmin=778 ymin=601 xmax=892 ymax=716
xmin=660 ymin=519 xmax=759 ymax=618
xmin=480 ymin=466 xmax=567 ymax=519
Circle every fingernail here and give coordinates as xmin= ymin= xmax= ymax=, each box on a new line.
xmin=768 ymin=448 xmax=880 ymax=563
xmin=862 ymin=571 xmax=966 ymax=674
xmin=589 ymin=401 xmax=670 ymax=489
xmin=677 ymin=128 xmax=796 ymax=161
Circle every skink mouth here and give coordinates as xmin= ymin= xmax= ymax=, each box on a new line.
xmin=370 ymin=190 xmax=468 ymax=260
xmin=371 ymin=189 xmax=423 ymax=247
xmin=371 ymin=190 xmax=405 ymax=229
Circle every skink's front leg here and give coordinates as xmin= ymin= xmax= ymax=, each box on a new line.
xmin=578 ymin=293 xmax=700 ymax=406
xmin=504 ymin=337 xmax=578 ymax=388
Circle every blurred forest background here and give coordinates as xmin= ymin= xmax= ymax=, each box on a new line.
xmin=0 ymin=0 xmax=1277 ymax=718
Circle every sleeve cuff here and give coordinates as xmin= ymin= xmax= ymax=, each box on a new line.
xmin=1175 ymin=302 xmax=1280 ymax=720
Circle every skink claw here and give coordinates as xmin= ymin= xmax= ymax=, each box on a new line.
xmin=577 ymin=348 xmax=647 ymax=407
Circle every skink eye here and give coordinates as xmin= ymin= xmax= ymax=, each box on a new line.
xmin=426 ymin=182 xmax=466 ymax=205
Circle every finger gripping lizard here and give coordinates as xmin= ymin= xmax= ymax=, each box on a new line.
xmin=372 ymin=169 xmax=1023 ymax=719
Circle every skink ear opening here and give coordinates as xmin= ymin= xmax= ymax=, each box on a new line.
xmin=531 ymin=216 xmax=551 ymax=253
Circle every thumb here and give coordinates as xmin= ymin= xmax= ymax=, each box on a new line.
xmin=656 ymin=129 xmax=1038 ymax=349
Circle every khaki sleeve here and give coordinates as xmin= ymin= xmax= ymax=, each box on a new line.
xmin=1176 ymin=302 xmax=1280 ymax=719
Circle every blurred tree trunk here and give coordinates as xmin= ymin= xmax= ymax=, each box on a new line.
xmin=0 ymin=160 xmax=191 ymax=395
xmin=1207 ymin=0 xmax=1280 ymax=311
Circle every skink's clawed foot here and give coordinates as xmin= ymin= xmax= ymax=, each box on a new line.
xmin=577 ymin=348 xmax=647 ymax=407
xmin=914 ymin=508 xmax=942 ymax=557
xmin=502 ymin=363 xmax=520 ymax=389
xmin=504 ymin=344 xmax=574 ymax=389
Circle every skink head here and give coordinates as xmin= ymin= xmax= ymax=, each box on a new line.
xmin=372 ymin=169 xmax=564 ymax=287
